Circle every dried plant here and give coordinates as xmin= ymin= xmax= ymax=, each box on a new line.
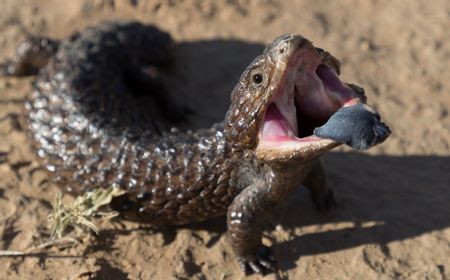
xmin=48 ymin=188 xmax=125 ymax=239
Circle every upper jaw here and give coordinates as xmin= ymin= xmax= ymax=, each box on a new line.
xmin=255 ymin=36 xmax=364 ymax=162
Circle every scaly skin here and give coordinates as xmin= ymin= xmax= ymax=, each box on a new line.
xmin=1 ymin=21 xmax=388 ymax=275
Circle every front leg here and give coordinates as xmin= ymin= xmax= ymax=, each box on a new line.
xmin=227 ymin=181 xmax=277 ymax=275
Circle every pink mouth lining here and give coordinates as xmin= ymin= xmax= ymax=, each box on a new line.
xmin=261 ymin=103 xmax=296 ymax=142
xmin=316 ymin=64 xmax=353 ymax=99
xmin=260 ymin=58 xmax=361 ymax=145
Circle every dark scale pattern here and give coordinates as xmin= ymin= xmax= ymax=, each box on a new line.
xmin=24 ymin=22 xmax=246 ymax=225
xmin=4 ymin=22 xmax=364 ymax=274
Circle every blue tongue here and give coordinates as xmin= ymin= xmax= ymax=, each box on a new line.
xmin=313 ymin=104 xmax=391 ymax=150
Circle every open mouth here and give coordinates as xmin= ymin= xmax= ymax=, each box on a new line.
xmin=258 ymin=47 xmax=362 ymax=152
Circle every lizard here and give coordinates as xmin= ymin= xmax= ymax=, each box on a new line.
xmin=0 ymin=21 xmax=390 ymax=275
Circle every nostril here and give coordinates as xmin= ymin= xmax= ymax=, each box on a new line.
xmin=279 ymin=48 xmax=285 ymax=54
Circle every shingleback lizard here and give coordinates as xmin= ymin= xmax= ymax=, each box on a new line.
xmin=0 ymin=21 xmax=390 ymax=275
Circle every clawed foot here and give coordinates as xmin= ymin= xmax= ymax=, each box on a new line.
xmin=312 ymin=189 xmax=337 ymax=211
xmin=237 ymin=245 xmax=277 ymax=275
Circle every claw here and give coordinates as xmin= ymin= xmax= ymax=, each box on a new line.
xmin=237 ymin=245 xmax=277 ymax=275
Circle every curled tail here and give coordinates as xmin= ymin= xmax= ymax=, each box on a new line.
xmin=20 ymin=22 xmax=177 ymax=194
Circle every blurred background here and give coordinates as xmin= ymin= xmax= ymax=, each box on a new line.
xmin=0 ymin=0 xmax=448 ymax=279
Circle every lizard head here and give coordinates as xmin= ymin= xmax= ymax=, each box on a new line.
xmin=225 ymin=34 xmax=384 ymax=163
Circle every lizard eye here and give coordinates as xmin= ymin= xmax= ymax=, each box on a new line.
xmin=252 ymin=73 xmax=264 ymax=85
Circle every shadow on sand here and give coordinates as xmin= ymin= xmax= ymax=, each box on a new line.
xmin=274 ymin=152 xmax=450 ymax=270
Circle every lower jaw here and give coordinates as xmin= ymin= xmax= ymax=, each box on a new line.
xmin=255 ymin=136 xmax=339 ymax=163
xmin=256 ymin=98 xmax=363 ymax=162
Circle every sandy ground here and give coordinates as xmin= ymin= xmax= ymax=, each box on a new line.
xmin=0 ymin=0 xmax=449 ymax=279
